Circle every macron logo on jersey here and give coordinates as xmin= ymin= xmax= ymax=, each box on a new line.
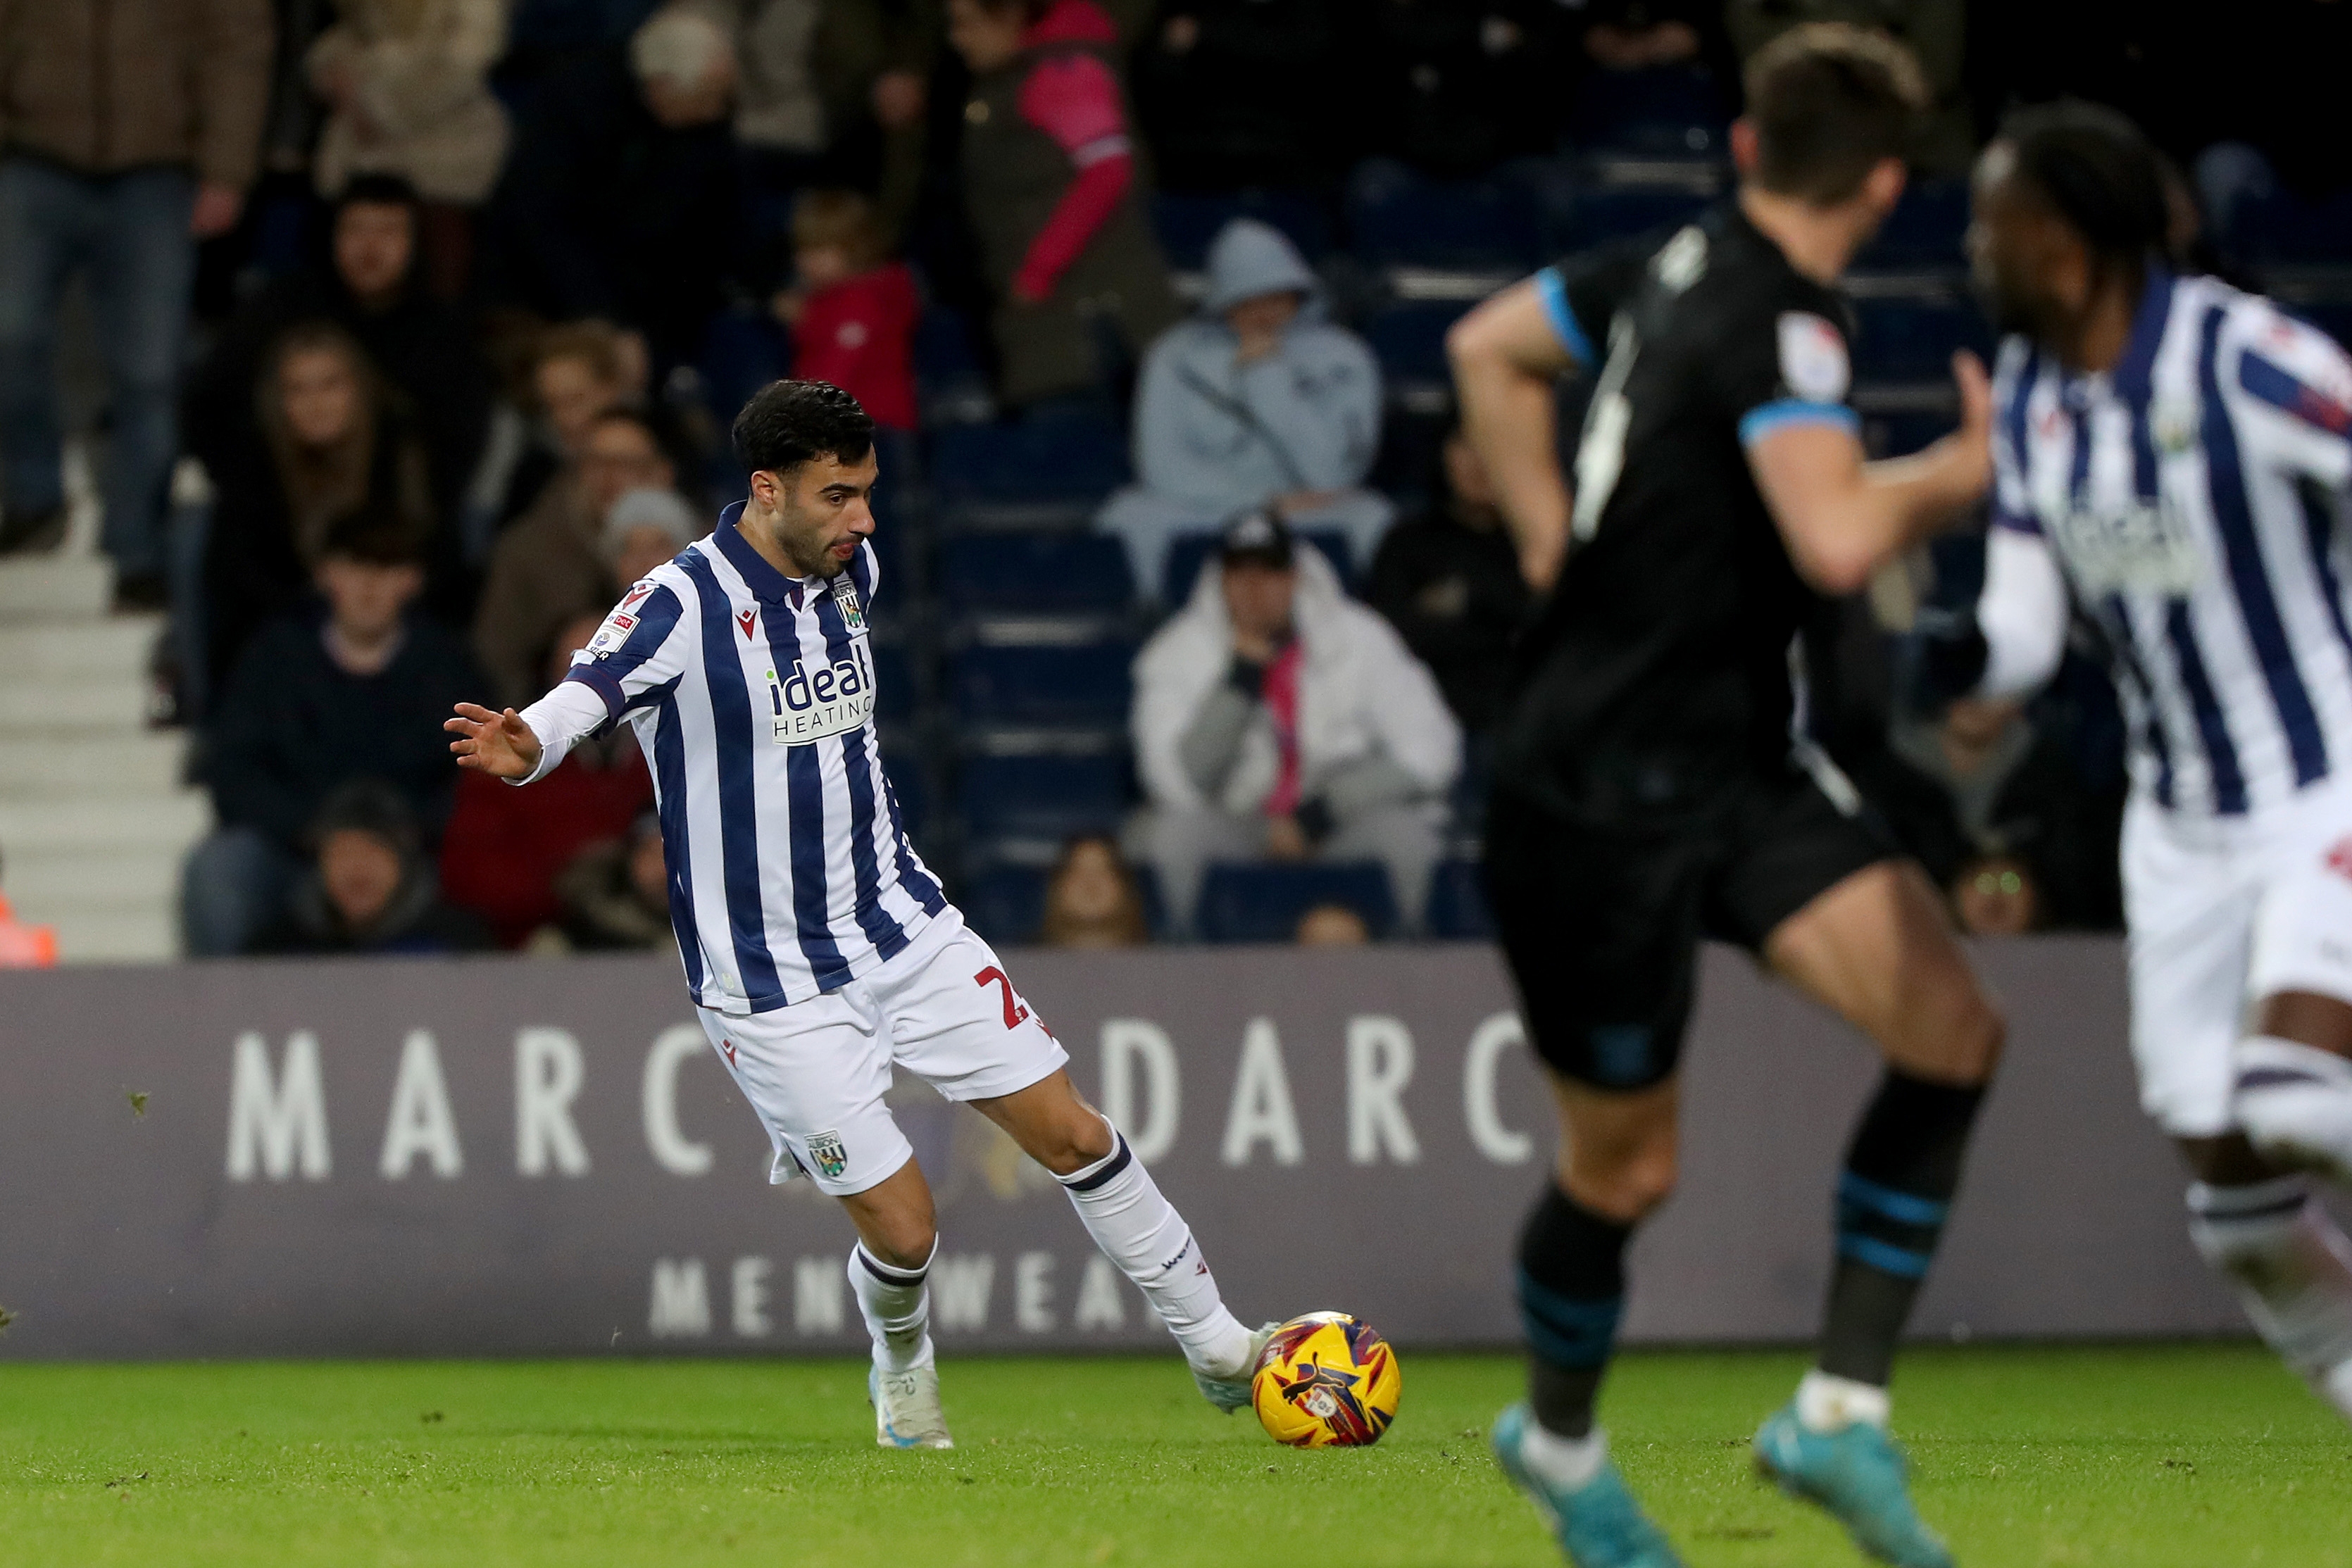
xmin=764 ymin=646 xmax=876 ymax=746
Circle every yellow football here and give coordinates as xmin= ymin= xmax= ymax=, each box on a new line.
xmin=1250 ymin=1310 xmax=1402 ymax=1448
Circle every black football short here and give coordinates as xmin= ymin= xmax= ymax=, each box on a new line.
xmin=1483 ymin=758 xmax=1900 ymax=1092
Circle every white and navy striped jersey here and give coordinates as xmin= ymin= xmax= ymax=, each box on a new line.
xmin=522 ymin=500 xmax=946 ymax=1012
xmin=1990 ymin=267 xmax=2352 ymax=818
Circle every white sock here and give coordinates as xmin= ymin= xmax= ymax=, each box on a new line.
xmin=849 ymin=1239 xmax=935 ymax=1375
xmin=2189 ymin=1177 xmax=2352 ymax=1403
xmin=2232 ymin=1038 xmax=2352 ymax=1176
xmin=1518 ymin=1418 xmax=1610 ymax=1491
xmin=1057 ymin=1121 xmax=1251 ymax=1374
xmin=1796 ymin=1368 xmax=1891 ymax=1432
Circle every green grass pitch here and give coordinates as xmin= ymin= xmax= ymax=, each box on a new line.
xmin=4 ymin=1346 xmax=2349 ymax=1567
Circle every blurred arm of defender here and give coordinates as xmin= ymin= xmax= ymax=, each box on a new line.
xmin=1745 ymin=348 xmax=1996 ymax=596
xmin=1446 ymin=279 xmax=1581 ymax=593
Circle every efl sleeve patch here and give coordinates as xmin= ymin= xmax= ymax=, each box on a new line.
xmin=1777 ymin=311 xmax=1852 ymax=404
xmin=2241 ymin=350 xmax=2352 ymax=437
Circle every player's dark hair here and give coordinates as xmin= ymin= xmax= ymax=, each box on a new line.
xmin=318 ymin=500 xmax=423 ymax=569
xmin=1744 ymin=23 xmax=1927 ymax=205
xmin=731 ymin=380 xmax=875 ymax=477
xmin=1996 ymin=100 xmax=2171 ymax=280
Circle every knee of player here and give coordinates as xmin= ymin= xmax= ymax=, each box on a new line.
xmin=1029 ymin=1105 xmax=1119 ymax=1178
xmin=1565 ymin=1143 xmax=1678 ymax=1222
xmin=1916 ymin=985 xmax=2006 ymax=1087
xmin=861 ymin=1217 xmax=939 ymax=1274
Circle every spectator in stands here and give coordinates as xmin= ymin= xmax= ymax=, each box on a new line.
xmin=772 ymin=190 xmax=921 ymax=432
xmin=1853 ymin=694 xmax=2124 ymax=936
xmin=482 ymin=319 xmax=644 ymax=538
xmin=475 ymin=407 xmax=679 ymax=707
xmin=200 ymin=320 xmax=441 ymax=710
xmin=605 ymin=486 xmax=702 ymax=587
xmin=0 ymin=0 xmax=273 ymax=604
xmin=184 ymin=510 xmax=483 ymax=956
xmin=947 ymin=0 xmax=1180 ymax=408
xmin=1340 ymin=1 xmax=1560 ymax=181
xmin=1130 ymin=0 xmax=1339 ymax=192
xmin=1099 ymin=218 xmax=1386 ymax=596
xmin=489 ymin=5 xmax=742 ymax=370
xmin=1294 ymin=902 xmax=1368 ymax=946
xmin=181 ymin=175 xmax=493 ymax=603
xmin=1131 ymin=510 xmax=1460 ymax=936
xmin=306 ymin=0 xmax=513 ymax=297
xmin=1037 ymin=834 xmax=1151 ymax=946
xmin=256 ymin=779 xmax=493 ymax=955
xmin=545 ymin=811 xmax=673 ymax=951
xmin=723 ymin=0 xmax=939 ymax=250
xmin=1365 ymin=417 xmax=1530 ymax=739
xmin=1556 ymin=0 xmax=1737 ymax=155
xmin=1725 ymin=0 xmax=1970 ymax=174
xmin=440 ymin=612 xmax=654 ymax=947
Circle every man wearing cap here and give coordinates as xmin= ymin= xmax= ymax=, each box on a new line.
xmin=1099 ymin=218 xmax=1390 ymax=600
xmin=1131 ymin=508 xmax=1461 ymax=934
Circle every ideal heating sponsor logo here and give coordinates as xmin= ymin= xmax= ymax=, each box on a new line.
xmin=765 ymin=646 xmax=876 ymax=745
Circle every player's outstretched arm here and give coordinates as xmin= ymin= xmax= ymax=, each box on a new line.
xmin=1748 ymin=349 xmax=1995 ymax=596
xmin=445 ymin=703 xmax=544 ymax=781
xmin=1449 ymin=278 xmax=1580 ymax=592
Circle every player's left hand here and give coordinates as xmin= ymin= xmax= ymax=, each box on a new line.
xmin=1946 ymin=349 xmax=1995 ymax=496
xmin=445 ymin=703 xmax=543 ymax=779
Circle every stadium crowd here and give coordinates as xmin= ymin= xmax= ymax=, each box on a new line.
xmin=0 ymin=0 xmax=2346 ymax=960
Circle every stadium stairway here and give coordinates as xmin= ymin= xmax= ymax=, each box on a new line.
xmin=0 ymin=553 xmax=205 ymax=962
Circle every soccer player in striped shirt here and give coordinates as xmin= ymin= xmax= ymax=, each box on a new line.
xmin=447 ymin=380 xmax=1271 ymax=1448
xmin=1968 ymin=103 xmax=2352 ymax=1424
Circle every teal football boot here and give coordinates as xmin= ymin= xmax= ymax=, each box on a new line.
xmin=1491 ymin=1403 xmax=1685 ymax=1568
xmin=1753 ymin=1403 xmax=1953 ymax=1567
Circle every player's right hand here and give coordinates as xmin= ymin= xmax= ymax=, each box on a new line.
xmin=1947 ymin=348 xmax=1996 ymax=496
xmin=445 ymin=703 xmax=542 ymax=780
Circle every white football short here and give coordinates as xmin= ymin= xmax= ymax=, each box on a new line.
xmin=694 ymin=910 xmax=1069 ymax=1196
xmin=2124 ymin=779 xmax=2352 ymax=1137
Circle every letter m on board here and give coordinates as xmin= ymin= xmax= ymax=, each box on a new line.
xmin=225 ymin=1031 xmax=332 ymax=1181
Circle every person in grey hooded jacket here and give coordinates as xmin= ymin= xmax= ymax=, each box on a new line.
xmin=1098 ymin=218 xmax=1390 ymax=598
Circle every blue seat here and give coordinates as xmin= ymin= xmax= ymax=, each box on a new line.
xmin=1550 ymin=183 xmax=1710 ymax=254
xmin=2227 ymin=187 xmax=2352 ymax=266
xmin=1363 ymin=297 xmax=1474 ymax=390
xmin=963 ymin=863 xmax=1049 ymax=946
xmin=1425 ymin=858 xmax=1494 ymax=941
xmin=1346 ymin=161 xmax=1543 ymax=270
xmin=1860 ymin=408 xmax=1959 ymax=460
xmin=956 ymin=753 xmax=1129 ymax=843
xmin=867 ymin=642 xmax=921 ymax=724
xmin=946 ymin=642 xmax=1134 ymax=727
xmin=938 ymin=532 xmax=1135 ymax=615
xmin=1567 ymin=67 xmax=1729 ymax=158
xmin=913 ymin=306 xmax=993 ymax=422
xmin=1196 ymin=860 xmax=1399 ymax=943
xmin=1851 ymin=297 xmax=1993 ymax=383
xmin=1858 ymin=179 xmax=1970 ymax=269
xmin=928 ymin=406 xmax=1130 ymax=523
xmin=1160 ymin=528 xmax=1353 ymax=606
xmin=1154 ymin=190 xmax=1333 ymax=272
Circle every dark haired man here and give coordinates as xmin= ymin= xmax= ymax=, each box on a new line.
xmin=184 ymin=510 xmax=482 ymax=955
xmin=1448 ymin=23 xmax=1996 ymax=1567
xmin=1965 ymin=102 xmax=2352 ymax=1436
xmin=449 ymin=380 xmax=1276 ymax=1450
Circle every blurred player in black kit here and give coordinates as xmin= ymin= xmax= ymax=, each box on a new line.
xmin=1449 ymin=24 xmax=2001 ymax=1568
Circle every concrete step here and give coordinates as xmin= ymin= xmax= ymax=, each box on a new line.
xmin=44 ymin=906 xmax=177 ymax=964
xmin=0 ymin=615 xmax=160 ymax=681
xmin=0 ymin=674 xmax=149 ymax=732
xmin=0 ymin=791 xmax=211 ymax=851
xmin=0 ymin=553 xmax=111 ymax=620
xmin=0 ymin=730 xmax=187 ymax=797
xmin=4 ymin=843 xmax=182 ymax=908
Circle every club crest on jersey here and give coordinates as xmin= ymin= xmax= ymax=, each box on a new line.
xmin=807 ymin=1130 xmax=848 ymax=1180
xmin=765 ymin=646 xmax=877 ymax=745
xmin=828 ymin=574 xmax=867 ymax=633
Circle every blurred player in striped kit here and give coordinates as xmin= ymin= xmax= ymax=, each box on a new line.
xmin=1965 ymin=104 xmax=2352 ymax=1427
